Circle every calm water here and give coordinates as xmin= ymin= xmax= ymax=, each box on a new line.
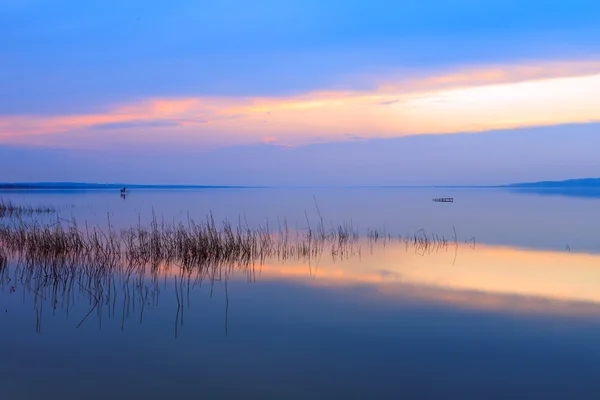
xmin=2 ymin=188 xmax=600 ymax=399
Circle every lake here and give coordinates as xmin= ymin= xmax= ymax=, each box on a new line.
xmin=2 ymin=187 xmax=600 ymax=399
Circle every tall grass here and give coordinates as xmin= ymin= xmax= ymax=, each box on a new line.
xmin=0 ymin=214 xmax=460 ymax=333
xmin=0 ymin=198 xmax=55 ymax=218
xmin=0 ymin=213 xmax=452 ymax=271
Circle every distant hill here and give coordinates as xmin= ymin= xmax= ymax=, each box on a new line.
xmin=506 ymin=178 xmax=600 ymax=188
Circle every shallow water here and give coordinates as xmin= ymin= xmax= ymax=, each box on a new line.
xmin=2 ymin=188 xmax=600 ymax=399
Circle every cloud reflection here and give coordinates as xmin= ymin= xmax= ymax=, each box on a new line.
xmin=5 ymin=240 xmax=600 ymax=335
xmin=257 ymin=242 xmax=600 ymax=316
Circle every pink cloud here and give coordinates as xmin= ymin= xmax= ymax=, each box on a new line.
xmin=2 ymin=58 xmax=600 ymax=149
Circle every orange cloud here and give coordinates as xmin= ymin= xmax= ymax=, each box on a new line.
xmin=2 ymin=59 xmax=600 ymax=147
xmin=377 ymin=59 xmax=600 ymax=92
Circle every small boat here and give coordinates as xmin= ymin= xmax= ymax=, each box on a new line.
xmin=432 ymin=197 xmax=454 ymax=203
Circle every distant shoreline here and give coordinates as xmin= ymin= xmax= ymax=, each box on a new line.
xmin=504 ymin=178 xmax=600 ymax=189
xmin=0 ymin=178 xmax=598 ymax=190
xmin=0 ymin=183 xmax=258 ymax=190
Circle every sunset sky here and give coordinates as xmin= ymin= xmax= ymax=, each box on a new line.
xmin=2 ymin=0 xmax=600 ymax=185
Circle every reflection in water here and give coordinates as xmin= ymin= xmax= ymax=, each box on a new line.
xmin=0 ymin=239 xmax=435 ymax=336
xmin=510 ymin=187 xmax=600 ymax=199
xmin=1 ymin=256 xmax=224 ymax=336
xmin=0 ymin=213 xmax=460 ymax=335
xmin=4 ymin=191 xmax=600 ymax=398
xmin=3 ymin=232 xmax=600 ymax=337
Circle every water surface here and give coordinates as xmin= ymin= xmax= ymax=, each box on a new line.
xmin=1 ymin=188 xmax=600 ymax=399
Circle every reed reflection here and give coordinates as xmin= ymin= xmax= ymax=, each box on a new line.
xmin=3 ymin=214 xmax=600 ymax=338
xmin=0 ymin=214 xmax=454 ymax=336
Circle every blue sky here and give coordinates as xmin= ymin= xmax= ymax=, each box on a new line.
xmin=1 ymin=0 xmax=600 ymax=184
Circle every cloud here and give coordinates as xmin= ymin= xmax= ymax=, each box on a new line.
xmin=0 ymin=98 xmax=219 ymax=138
xmin=2 ymin=59 xmax=600 ymax=148
xmin=376 ymin=59 xmax=600 ymax=93
xmin=4 ymin=121 xmax=598 ymax=186
xmin=93 ymin=120 xmax=184 ymax=129
xmin=3 ymin=0 xmax=600 ymax=119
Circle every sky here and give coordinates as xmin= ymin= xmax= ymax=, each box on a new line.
xmin=1 ymin=0 xmax=600 ymax=185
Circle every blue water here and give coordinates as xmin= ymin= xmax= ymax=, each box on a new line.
xmin=1 ymin=186 xmax=599 ymax=251
xmin=2 ymin=188 xmax=600 ymax=399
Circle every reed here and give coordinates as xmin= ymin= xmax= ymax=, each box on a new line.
xmin=0 ymin=248 xmax=6 ymax=274
xmin=0 ymin=212 xmax=456 ymax=274
xmin=0 ymin=198 xmax=56 ymax=218
xmin=0 ymin=214 xmax=463 ymax=334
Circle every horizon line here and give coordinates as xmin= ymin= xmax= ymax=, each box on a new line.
xmin=1 ymin=178 xmax=599 ymax=190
